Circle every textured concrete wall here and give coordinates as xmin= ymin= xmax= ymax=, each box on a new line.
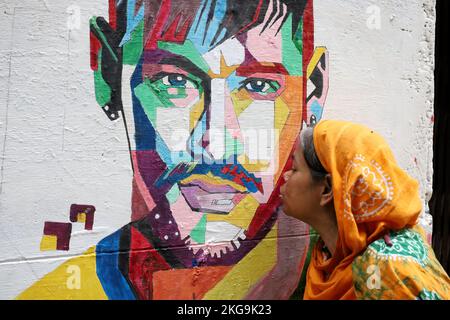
xmin=0 ymin=0 xmax=435 ymax=299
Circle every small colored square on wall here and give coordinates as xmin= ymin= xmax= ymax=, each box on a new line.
xmin=70 ymin=204 xmax=95 ymax=230
xmin=41 ymin=222 xmax=72 ymax=251
xmin=39 ymin=235 xmax=58 ymax=251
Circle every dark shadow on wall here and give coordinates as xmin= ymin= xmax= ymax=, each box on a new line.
xmin=429 ymin=0 xmax=450 ymax=274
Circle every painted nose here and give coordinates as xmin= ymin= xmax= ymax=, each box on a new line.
xmin=204 ymin=78 xmax=237 ymax=160
xmin=189 ymin=79 xmax=228 ymax=162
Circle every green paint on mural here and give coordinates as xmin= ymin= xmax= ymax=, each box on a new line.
xmin=135 ymin=74 xmax=204 ymax=123
xmin=293 ymin=18 xmax=304 ymax=58
xmin=282 ymin=14 xmax=303 ymax=76
xmin=149 ymin=78 xmax=191 ymax=104
xmin=158 ymin=40 xmax=210 ymax=73
xmin=133 ymin=81 xmax=160 ymax=124
xmin=123 ymin=20 xmax=144 ymax=65
xmin=166 ymin=183 xmax=181 ymax=204
xmin=190 ymin=214 xmax=207 ymax=244
xmin=94 ymin=51 xmax=111 ymax=107
xmin=90 ymin=17 xmax=118 ymax=63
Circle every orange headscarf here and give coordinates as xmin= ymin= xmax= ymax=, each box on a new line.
xmin=303 ymin=120 xmax=423 ymax=299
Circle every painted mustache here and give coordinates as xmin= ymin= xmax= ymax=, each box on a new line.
xmin=154 ymin=162 xmax=264 ymax=194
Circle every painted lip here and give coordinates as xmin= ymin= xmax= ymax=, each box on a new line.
xmin=183 ymin=179 xmax=245 ymax=193
xmin=179 ymin=180 xmax=248 ymax=214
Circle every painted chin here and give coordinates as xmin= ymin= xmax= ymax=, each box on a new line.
xmin=184 ymin=228 xmax=247 ymax=260
xmin=167 ymin=185 xmax=256 ymax=265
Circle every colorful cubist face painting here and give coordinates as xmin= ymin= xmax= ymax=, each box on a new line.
xmin=88 ymin=0 xmax=328 ymax=300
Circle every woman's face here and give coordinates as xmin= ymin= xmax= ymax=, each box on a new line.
xmin=280 ymin=142 xmax=323 ymax=222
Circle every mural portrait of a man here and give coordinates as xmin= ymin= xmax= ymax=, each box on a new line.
xmin=18 ymin=0 xmax=329 ymax=300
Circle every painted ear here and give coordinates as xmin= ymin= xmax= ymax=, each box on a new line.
xmin=306 ymin=47 xmax=329 ymax=127
xmin=90 ymin=16 xmax=124 ymax=121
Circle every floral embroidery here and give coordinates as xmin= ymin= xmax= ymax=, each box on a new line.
xmin=342 ymin=154 xmax=394 ymax=222
xmin=416 ymin=289 xmax=442 ymax=300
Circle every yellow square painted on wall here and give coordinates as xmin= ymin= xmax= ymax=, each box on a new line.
xmin=40 ymin=235 xmax=58 ymax=251
xmin=77 ymin=213 xmax=86 ymax=223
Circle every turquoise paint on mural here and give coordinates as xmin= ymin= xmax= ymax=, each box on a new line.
xmin=120 ymin=0 xmax=145 ymax=47
xmin=282 ymin=14 xmax=303 ymax=76
xmin=122 ymin=20 xmax=144 ymax=65
xmin=133 ymin=82 xmax=158 ymax=124
xmin=226 ymin=71 xmax=246 ymax=92
xmin=156 ymin=133 xmax=175 ymax=166
xmin=190 ymin=214 xmax=207 ymax=244
xmin=186 ymin=0 xmax=227 ymax=54
xmin=224 ymin=129 xmax=244 ymax=160
xmin=311 ymin=100 xmax=323 ymax=119
xmin=166 ymin=183 xmax=181 ymax=204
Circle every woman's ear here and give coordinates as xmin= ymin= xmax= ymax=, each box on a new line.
xmin=320 ymin=174 xmax=333 ymax=207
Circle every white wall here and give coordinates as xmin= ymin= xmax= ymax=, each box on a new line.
xmin=0 ymin=0 xmax=436 ymax=299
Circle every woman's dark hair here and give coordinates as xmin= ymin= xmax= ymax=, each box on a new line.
xmin=299 ymin=126 xmax=328 ymax=181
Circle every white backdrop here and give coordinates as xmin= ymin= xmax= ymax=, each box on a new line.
xmin=0 ymin=0 xmax=435 ymax=299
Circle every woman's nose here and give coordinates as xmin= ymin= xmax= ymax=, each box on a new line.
xmin=283 ymin=170 xmax=292 ymax=182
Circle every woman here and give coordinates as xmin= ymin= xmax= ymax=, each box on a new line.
xmin=280 ymin=120 xmax=450 ymax=300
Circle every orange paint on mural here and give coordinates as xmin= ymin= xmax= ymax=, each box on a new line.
xmin=152 ymin=266 xmax=233 ymax=299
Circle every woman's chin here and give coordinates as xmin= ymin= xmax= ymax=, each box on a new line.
xmin=280 ymin=204 xmax=291 ymax=217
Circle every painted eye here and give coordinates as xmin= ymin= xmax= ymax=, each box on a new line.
xmin=241 ymin=78 xmax=280 ymax=94
xmin=162 ymin=74 xmax=196 ymax=89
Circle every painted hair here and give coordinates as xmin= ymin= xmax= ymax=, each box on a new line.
xmin=111 ymin=0 xmax=309 ymax=50
xmin=90 ymin=0 xmax=313 ymax=120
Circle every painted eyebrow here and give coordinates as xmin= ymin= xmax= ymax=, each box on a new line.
xmin=158 ymin=56 xmax=211 ymax=83
xmin=236 ymin=63 xmax=289 ymax=77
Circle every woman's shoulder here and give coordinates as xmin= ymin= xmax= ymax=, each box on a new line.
xmin=351 ymin=227 xmax=450 ymax=300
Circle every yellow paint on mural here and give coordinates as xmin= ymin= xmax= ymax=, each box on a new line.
xmin=274 ymin=97 xmax=290 ymax=132
xmin=77 ymin=213 xmax=86 ymax=223
xmin=206 ymin=195 xmax=259 ymax=230
xmin=307 ymin=47 xmax=327 ymax=78
xmin=16 ymin=246 xmax=107 ymax=300
xmin=190 ymin=99 xmax=204 ymax=132
xmin=180 ymin=172 xmax=247 ymax=193
xmin=237 ymin=154 xmax=271 ymax=172
xmin=231 ymin=91 xmax=252 ymax=117
xmin=39 ymin=235 xmax=58 ymax=251
xmin=203 ymin=224 xmax=278 ymax=299
xmin=208 ymin=54 xmax=238 ymax=79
